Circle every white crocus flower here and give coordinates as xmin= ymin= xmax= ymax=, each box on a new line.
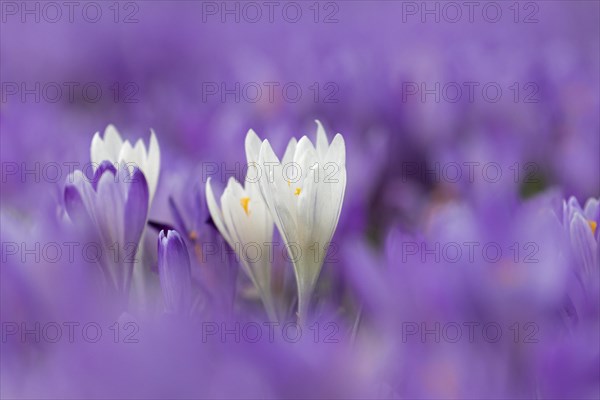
xmin=257 ymin=120 xmax=346 ymax=323
xmin=91 ymin=124 xmax=161 ymax=205
xmin=205 ymin=130 xmax=277 ymax=321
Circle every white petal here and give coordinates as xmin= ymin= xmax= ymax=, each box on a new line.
xmin=245 ymin=129 xmax=262 ymax=165
xmin=321 ymin=133 xmax=347 ymax=243
xmin=326 ymin=133 xmax=346 ymax=167
xmin=295 ymin=136 xmax=318 ymax=183
xmin=118 ymin=141 xmax=146 ymax=176
xmin=258 ymin=141 xmax=290 ymax=238
xmin=146 ymin=129 xmax=161 ymax=201
xmin=282 ymin=137 xmax=297 ymax=166
xmin=296 ymin=135 xmax=316 ymax=156
xmin=315 ymin=120 xmax=329 ymax=160
xmin=221 ymin=178 xmax=252 ymax=246
xmin=90 ymin=132 xmax=109 ymax=168
xmin=205 ymin=178 xmax=232 ymax=246
xmin=103 ymin=125 xmax=124 ymax=160
xmin=297 ymin=169 xmax=318 ymax=243
xmin=257 ymin=140 xmax=280 ymax=210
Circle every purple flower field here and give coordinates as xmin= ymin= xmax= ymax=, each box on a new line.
xmin=1 ymin=1 xmax=599 ymax=398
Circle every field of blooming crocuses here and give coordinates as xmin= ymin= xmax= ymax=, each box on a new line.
xmin=1 ymin=1 xmax=599 ymax=399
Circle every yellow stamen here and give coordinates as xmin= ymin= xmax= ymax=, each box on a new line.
xmin=240 ymin=197 xmax=250 ymax=216
xmin=189 ymin=230 xmax=198 ymax=241
xmin=294 ymin=187 xmax=302 ymax=196
xmin=589 ymin=220 xmax=598 ymax=235
xmin=287 ymin=180 xmax=291 ymax=187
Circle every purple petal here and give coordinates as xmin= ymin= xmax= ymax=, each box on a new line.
xmin=157 ymin=230 xmax=192 ymax=314
xmin=124 ymin=167 xmax=149 ymax=248
xmin=64 ymin=182 xmax=86 ymax=220
xmin=570 ymin=213 xmax=598 ymax=280
xmin=91 ymin=160 xmax=117 ymax=191
xmin=583 ymin=198 xmax=599 ymax=223
xmin=64 ymin=172 xmax=93 ymax=227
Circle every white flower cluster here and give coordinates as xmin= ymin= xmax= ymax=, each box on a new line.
xmin=206 ymin=121 xmax=347 ymax=322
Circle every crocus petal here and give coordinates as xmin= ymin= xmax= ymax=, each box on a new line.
xmin=282 ymin=137 xmax=297 ymax=166
xmin=103 ymin=124 xmax=125 ymax=159
xmin=566 ymin=196 xmax=583 ymax=222
xmin=259 ymin=140 xmax=297 ymax=246
xmin=245 ymin=129 xmax=262 ymax=166
xmin=124 ymin=167 xmax=149 ymax=249
xmin=90 ymin=132 xmax=110 ymax=167
xmin=297 ymin=168 xmax=318 ymax=241
xmin=90 ymin=124 xmax=124 ymax=167
xmin=94 ymin=169 xmax=126 ymax=246
xmin=327 ymin=134 xmax=346 ymax=167
xmin=146 ymin=129 xmax=161 ymax=201
xmin=91 ymin=160 xmax=118 ymax=190
xmin=258 ymin=140 xmax=284 ymax=233
xmin=205 ymin=177 xmax=232 ymax=245
xmin=570 ymin=213 xmax=598 ymax=279
xmin=64 ymin=171 xmax=94 ymax=226
xmin=295 ymin=136 xmax=318 ymax=174
xmin=321 ymin=133 xmax=347 ymax=241
xmin=315 ymin=120 xmax=329 ymax=160
xmin=118 ymin=140 xmax=146 ymax=174
xmin=158 ymin=230 xmax=192 ymax=314
xmin=583 ymin=198 xmax=599 ymax=222
xmin=221 ymin=178 xmax=252 ymax=248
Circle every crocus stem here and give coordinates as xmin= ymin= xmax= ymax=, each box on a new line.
xmin=295 ymin=258 xmax=318 ymax=326
xmin=297 ymin=295 xmax=308 ymax=327
xmin=296 ymin=283 xmax=314 ymax=327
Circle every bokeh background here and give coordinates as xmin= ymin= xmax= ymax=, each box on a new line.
xmin=1 ymin=1 xmax=599 ymax=398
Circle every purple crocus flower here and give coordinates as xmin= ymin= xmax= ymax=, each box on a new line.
xmin=63 ymin=162 xmax=149 ymax=306
xmin=563 ymin=196 xmax=599 ymax=274
xmin=561 ymin=196 xmax=600 ymax=322
xmin=157 ymin=230 xmax=192 ymax=314
xmin=161 ymin=174 xmax=240 ymax=318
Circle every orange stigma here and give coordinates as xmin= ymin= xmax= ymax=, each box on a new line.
xmin=240 ymin=197 xmax=250 ymax=216
xmin=589 ymin=220 xmax=598 ymax=235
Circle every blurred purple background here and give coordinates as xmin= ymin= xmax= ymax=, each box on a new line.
xmin=1 ymin=1 xmax=599 ymax=398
